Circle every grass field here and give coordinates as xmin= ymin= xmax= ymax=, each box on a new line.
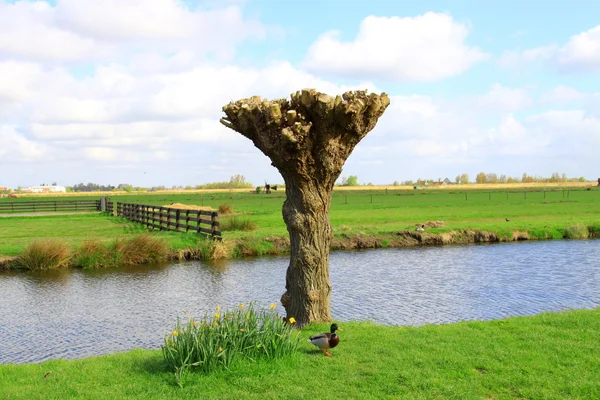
xmin=1 ymin=185 xmax=599 ymax=259
xmin=0 ymin=308 xmax=598 ymax=399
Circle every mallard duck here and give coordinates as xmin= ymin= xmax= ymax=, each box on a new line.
xmin=308 ymin=323 xmax=342 ymax=357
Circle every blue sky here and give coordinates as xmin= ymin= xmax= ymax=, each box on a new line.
xmin=1 ymin=0 xmax=599 ymax=188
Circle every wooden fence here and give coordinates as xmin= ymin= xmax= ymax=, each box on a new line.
xmin=116 ymin=202 xmax=221 ymax=239
xmin=0 ymin=200 xmax=100 ymax=214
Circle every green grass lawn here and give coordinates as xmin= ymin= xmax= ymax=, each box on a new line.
xmin=1 ymin=187 xmax=599 ymax=257
xmin=0 ymin=213 xmax=207 ymax=257
xmin=1 ymin=308 xmax=598 ymax=399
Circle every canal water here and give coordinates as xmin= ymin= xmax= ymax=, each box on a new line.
xmin=1 ymin=239 xmax=598 ymax=364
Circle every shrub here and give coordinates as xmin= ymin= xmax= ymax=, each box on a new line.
xmin=110 ymin=234 xmax=170 ymax=266
xmin=218 ymin=203 xmax=233 ymax=214
xmin=162 ymin=303 xmax=299 ymax=387
xmin=73 ymin=239 xmax=111 ymax=268
xmin=15 ymin=239 xmax=71 ymax=270
xmin=220 ymin=216 xmax=258 ymax=232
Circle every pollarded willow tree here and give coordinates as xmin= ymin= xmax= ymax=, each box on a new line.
xmin=220 ymin=89 xmax=390 ymax=327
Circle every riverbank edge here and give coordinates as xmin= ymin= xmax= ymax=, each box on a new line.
xmin=1 ymin=224 xmax=599 ymax=270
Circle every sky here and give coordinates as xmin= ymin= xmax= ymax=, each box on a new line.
xmin=1 ymin=0 xmax=599 ymax=188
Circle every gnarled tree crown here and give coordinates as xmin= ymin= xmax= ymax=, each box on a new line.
xmin=220 ymin=89 xmax=390 ymax=189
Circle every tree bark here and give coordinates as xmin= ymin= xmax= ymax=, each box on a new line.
xmin=220 ymin=89 xmax=390 ymax=327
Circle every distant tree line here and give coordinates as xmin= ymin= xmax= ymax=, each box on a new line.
xmin=70 ymin=182 xmax=116 ymax=192
xmin=389 ymin=172 xmax=587 ymax=186
xmin=473 ymin=172 xmax=586 ymax=184
xmin=66 ymin=175 xmax=255 ymax=193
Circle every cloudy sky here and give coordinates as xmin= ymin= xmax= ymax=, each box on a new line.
xmin=1 ymin=0 xmax=599 ymax=188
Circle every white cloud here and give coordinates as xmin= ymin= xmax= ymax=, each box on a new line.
xmin=499 ymin=25 xmax=600 ymax=72
xmin=303 ymin=13 xmax=489 ymax=82
xmin=497 ymin=45 xmax=556 ymax=68
xmin=476 ymin=83 xmax=532 ymax=113
xmin=0 ymin=61 xmax=42 ymax=101
xmin=0 ymin=126 xmax=49 ymax=162
xmin=487 ymin=114 xmax=546 ymax=156
xmin=0 ymin=1 xmax=105 ymax=63
xmin=0 ymin=0 xmax=268 ymax=63
xmin=540 ymin=85 xmax=584 ymax=105
xmin=556 ymin=25 xmax=600 ymax=71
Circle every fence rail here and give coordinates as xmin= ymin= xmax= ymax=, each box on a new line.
xmin=0 ymin=200 xmax=100 ymax=214
xmin=116 ymin=202 xmax=221 ymax=239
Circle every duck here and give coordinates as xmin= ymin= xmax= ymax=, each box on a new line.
xmin=308 ymin=323 xmax=342 ymax=357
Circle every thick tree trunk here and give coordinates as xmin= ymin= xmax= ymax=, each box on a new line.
xmin=220 ymin=89 xmax=389 ymax=327
xmin=280 ymin=181 xmax=334 ymax=324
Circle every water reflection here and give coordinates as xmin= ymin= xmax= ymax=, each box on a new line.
xmin=0 ymin=240 xmax=598 ymax=364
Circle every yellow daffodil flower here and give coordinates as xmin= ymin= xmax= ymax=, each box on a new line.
xmin=288 ymin=317 xmax=296 ymax=324
xmin=239 ymin=304 xmax=245 ymax=310
xmin=269 ymin=303 xmax=276 ymax=309
xmin=214 ymin=313 xmax=220 ymax=319
xmin=172 ymin=330 xmax=179 ymax=336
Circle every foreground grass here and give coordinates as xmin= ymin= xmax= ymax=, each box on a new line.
xmin=0 ymin=308 xmax=598 ymax=399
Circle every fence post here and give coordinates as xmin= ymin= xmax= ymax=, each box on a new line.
xmin=489 ymin=192 xmax=491 ymax=200
xmin=211 ymin=212 xmax=219 ymax=239
xmin=465 ymin=193 xmax=468 ymax=201
xmin=176 ymin=209 xmax=181 ymax=232
xmin=185 ymin=209 xmax=190 ymax=232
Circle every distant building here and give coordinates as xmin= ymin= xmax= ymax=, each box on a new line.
xmin=25 ymin=185 xmax=67 ymax=193
xmin=431 ymin=178 xmax=454 ymax=186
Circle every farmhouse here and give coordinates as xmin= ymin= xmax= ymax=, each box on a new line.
xmin=25 ymin=185 xmax=67 ymax=193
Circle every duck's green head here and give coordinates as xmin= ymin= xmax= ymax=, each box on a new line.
xmin=330 ymin=323 xmax=342 ymax=333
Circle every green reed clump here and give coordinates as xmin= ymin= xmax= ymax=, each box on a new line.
xmin=588 ymin=223 xmax=600 ymax=238
xmin=220 ymin=216 xmax=258 ymax=232
xmin=162 ymin=303 xmax=299 ymax=387
xmin=73 ymin=234 xmax=169 ymax=268
xmin=14 ymin=239 xmax=71 ymax=270
xmin=110 ymin=233 xmax=169 ymax=266
xmin=231 ymin=238 xmax=275 ymax=257
xmin=562 ymin=224 xmax=589 ymax=239
xmin=73 ymin=239 xmax=112 ymax=268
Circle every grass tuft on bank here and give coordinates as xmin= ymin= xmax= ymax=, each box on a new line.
xmin=0 ymin=308 xmax=598 ymax=399
xmin=13 ymin=239 xmax=71 ymax=270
